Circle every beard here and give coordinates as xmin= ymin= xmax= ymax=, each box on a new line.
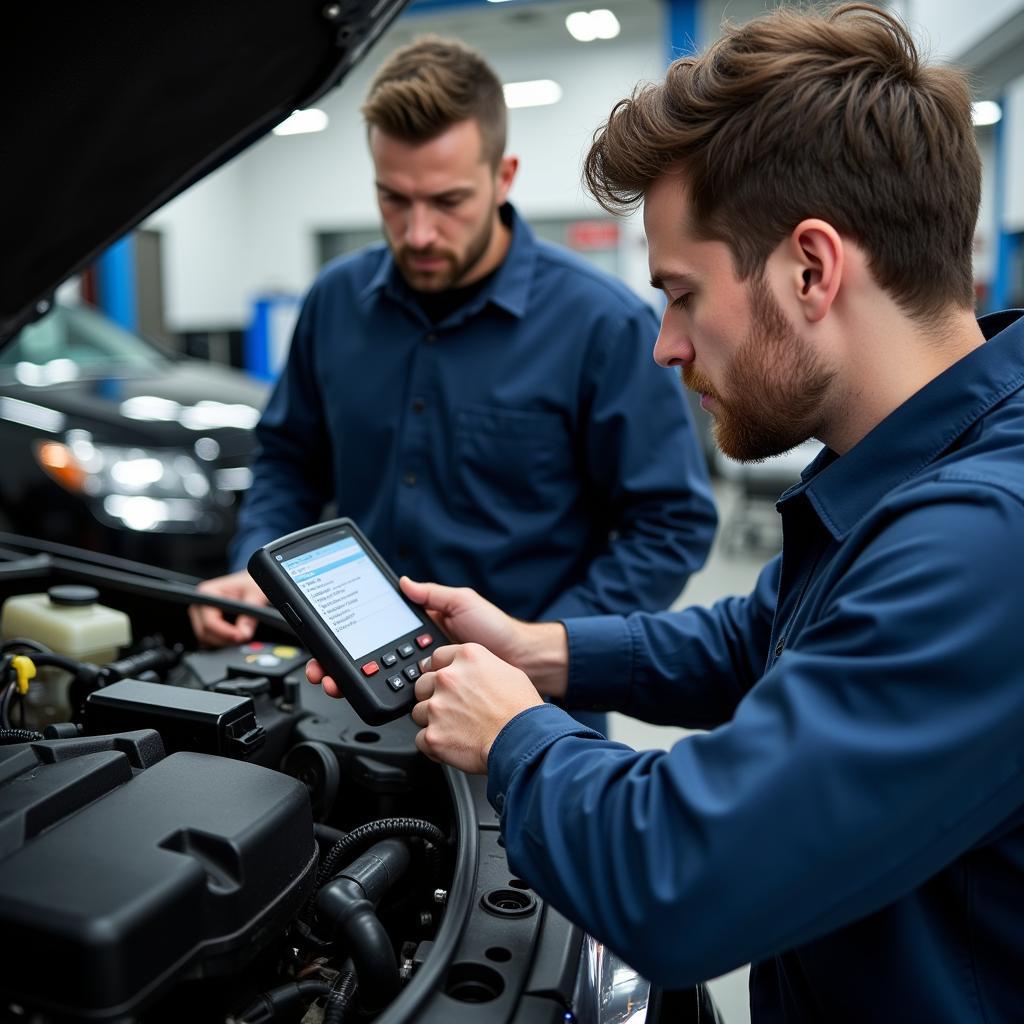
xmin=393 ymin=211 xmax=495 ymax=293
xmin=683 ymin=273 xmax=834 ymax=462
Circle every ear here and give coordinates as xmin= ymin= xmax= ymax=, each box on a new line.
xmin=494 ymin=155 xmax=519 ymax=205
xmin=785 ymin=219 xmax=843 ymax=324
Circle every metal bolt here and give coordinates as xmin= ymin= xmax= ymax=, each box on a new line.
xmin=433 ymin=888 xmax=448 ymax=905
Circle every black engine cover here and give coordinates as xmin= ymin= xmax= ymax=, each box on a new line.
xmin=0 ymin=732 xmax=316 ymax=1019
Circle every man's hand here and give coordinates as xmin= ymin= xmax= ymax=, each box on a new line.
xmin=305 ymin=576 xmax=569 ymax=701
xmin=398 ymin=577 xmax=526 ymax=663
xmin=411 ymin=642 xmax=543 ymax=773
xmin=189 ymin=570 xmax=268 ymax=646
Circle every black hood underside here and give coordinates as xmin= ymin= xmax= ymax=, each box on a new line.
xmin=0 ymin=0 xmax=408 ymax=344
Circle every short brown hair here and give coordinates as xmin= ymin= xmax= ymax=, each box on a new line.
xmin=584 ymin=3 xmax=981 ymax=322
xmin=362 ymin=35 xmax=507 ymax=168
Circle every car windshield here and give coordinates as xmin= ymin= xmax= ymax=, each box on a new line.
xmin=0 ymin=304 xmax=170 ymax=383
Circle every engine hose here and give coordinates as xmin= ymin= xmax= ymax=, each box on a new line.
xmin=0 ymin=728 xmax=43 ymax=744
xmin=314 ymin=822 xmax=349 ymax=848
xmin=324 ymin=969 xmax=357 ymax=1024
xmin=315 ymin=818 xmax=447 ymax=892
xmin=236 ymin=980 xmax=330 ymax=1023
xmin=316 ymin=876 xmax=402 ymax=1012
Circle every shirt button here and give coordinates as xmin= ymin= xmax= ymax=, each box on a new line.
xmin=775 ymin=638 xmax=785 ymax=657
xmin=411 ymin=397 xmax=426 ymax=414
xmin=425 ymin=332 xmax=437 ymax=343
xmin=403 ymin=472 xmax=417 ymax=487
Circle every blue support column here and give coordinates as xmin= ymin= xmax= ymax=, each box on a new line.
xmin=665 ymin=0 xmax=699 ymax=62
xmin=97 ymin=234 xmax=138 ymax=332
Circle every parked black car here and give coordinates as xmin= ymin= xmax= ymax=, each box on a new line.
xmin=0 ymin=302 xmax=265 ymax=577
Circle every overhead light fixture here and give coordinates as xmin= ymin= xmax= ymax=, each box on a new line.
xmin=503 ymin=79 xmax=563 ymax=109
xmin=565 ymin=8 xmax=621 ymax=42
xmin=971 ymin=100 xmax=1002 ymax=127
xmin=273 ymin=108 xmax=329 ymax=136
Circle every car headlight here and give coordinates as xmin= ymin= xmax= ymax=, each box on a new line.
xmin=570 ymin=934 xmax=651 ymax=1024
xmin=34 ymin=430 xmax=219 ymax=532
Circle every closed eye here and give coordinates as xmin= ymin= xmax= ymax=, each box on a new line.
xmin=670 ymin=293 xmax=692 ymax=310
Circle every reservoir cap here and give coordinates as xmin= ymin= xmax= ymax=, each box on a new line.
xmin=48 ymin=585 xmax=100 ymax=607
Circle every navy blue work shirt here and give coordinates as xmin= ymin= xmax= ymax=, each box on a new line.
xmin=231 ymin=205 xmax=716 ymax=624
xmin=487 ymin=310 xmax=1024 ymax=1021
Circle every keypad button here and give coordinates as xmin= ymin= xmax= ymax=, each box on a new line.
xmin=403 ymin=664 xmax=421 ymax=682
xmin=398 ymin=642 xmax=415 ymax=658
xmin=386 ymin=674 xmax=405 ymax=692
xmin=382 ymin=652 xmax=398 ymax=668
xmin=361 ymin=661 xmax=379 ymax=677
xmin=415 ymin=633 xmax=433 ymax=649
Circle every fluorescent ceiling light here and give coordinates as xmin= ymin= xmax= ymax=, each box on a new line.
xmin=503 ymin=79 xmax=563 ymax=109
xmin=589 ymin=9 xmax=620 ymax=38
xmin=971 ymin=100 xmax=1001 ymax=127
xmin=273 ymin=108 xmax=329 ymax=136
xmin=566 ymin=8 xmax=621 ymax=42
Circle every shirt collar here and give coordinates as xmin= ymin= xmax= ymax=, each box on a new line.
xmin=358 ymin=203 xmax=537 ymax=321
xmin=782 ymin=310 xmax=1024 ymax=539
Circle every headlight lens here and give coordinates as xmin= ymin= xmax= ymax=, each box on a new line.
xmin=34 ymin=430 xmax=219 ymax=532
xmin=571 ymin=934 xmax=651 ymax=1024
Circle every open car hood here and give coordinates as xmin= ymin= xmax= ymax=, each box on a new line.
xmin=0 ymin=0 xmax=408 ymax=344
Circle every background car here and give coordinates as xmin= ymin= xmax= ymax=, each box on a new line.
xmin=0 ymin=302 xmax=266 ymax=577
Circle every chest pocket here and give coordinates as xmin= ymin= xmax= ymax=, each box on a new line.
xmin=454 ymin=404 xmax=574 ymax=515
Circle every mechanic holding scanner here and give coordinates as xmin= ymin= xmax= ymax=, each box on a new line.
xmin=308 ymin=6 xmax=1024 ymax=1021
xmin=190 ymin=35 xmax=717 ymax=736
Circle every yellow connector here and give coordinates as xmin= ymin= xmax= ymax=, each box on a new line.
xmin=10 ymin=655 xmax=36 ymax=696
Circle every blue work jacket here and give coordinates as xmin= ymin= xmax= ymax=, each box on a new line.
xmin=231 ymin=205 xmax=716 ymax=622
xmin=488 ymin=310 xmax=1024 ymax=1021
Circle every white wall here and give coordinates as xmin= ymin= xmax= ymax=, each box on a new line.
xmin=148 ymin=157 xmax=249 ymax=328
xmin=1004 ymin=76 xmax=1024 ymax=232
xmin=975 ymin=131 xmax=998 ymax=282
xmin=896 ymin=0 xmax=1024 ymax=60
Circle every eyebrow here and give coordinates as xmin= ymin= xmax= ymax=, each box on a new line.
xmin=374 ymin=182 xmax=473 ymax=203
xmin=649 ymin=271 xmax=699 ymax=292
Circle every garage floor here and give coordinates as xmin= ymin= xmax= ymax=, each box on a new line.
xmin=608 ymin=480 xmax=780 ymax=1024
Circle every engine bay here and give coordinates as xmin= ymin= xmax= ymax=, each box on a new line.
xmin=0 ymin=535 xmax=593 ymax=1024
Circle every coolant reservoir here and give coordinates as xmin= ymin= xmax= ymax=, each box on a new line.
xmin=1 ymin=586 xmax=132 ymax=727
xmin=1 ymin=585 xmax=131 ymax=664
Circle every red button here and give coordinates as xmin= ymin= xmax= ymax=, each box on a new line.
xmin=415 ymin=634 xmax=433 ymax=649
xmin=361 ymin=661 xmax=379 ymax=676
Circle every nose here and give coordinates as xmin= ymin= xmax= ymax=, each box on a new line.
xmin=406 ymin=202 xmax=438 ymax=250
xmin=652 ymin=307 xmax=695 ymax=368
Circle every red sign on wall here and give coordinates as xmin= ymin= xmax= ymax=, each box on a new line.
xmin=566 ymin=220 xmax=620 ymax=251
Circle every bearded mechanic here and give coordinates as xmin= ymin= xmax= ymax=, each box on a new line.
xmin=309 ymin=5 xmax=1024 ymax=1021
xmin=191 ymin=35 xmax=717 ymax=736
